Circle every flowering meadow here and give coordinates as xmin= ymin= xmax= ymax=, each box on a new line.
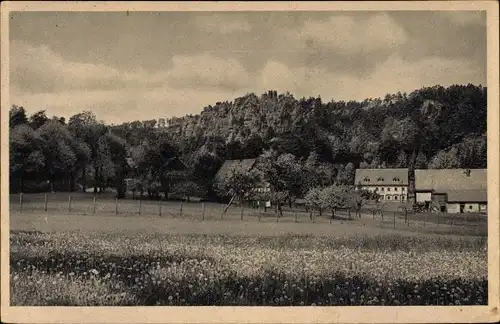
xmin=10 ymin=230 xmax=487 ymax=306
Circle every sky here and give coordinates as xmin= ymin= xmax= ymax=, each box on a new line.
xmin=9 ymin=10 xmax=486 ymax=124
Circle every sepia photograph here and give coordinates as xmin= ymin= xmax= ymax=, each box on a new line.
xmin=1 ymin=1 xmax=499 ymax=324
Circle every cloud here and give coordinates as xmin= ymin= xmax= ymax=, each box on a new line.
xmin=10 ymin=40 xmax=165 ymax=93
xmin=9 ymin=41 xmax=253 ymax=123
xmin=193 ymin=15 xmax=252 ymax=34
xmin=256 ymin=55 xmax=485 ymax=101
xmin=296 ymin=13 xmax=407 ymax=55
xmin=168 ymin=53 xmax=252 ymax=90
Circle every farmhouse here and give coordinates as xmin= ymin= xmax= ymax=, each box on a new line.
xmin=354 ymin=168 xmax=408 ymax=202
xmin=124 ymin=156 xmax=190 ymax=193
xmin=414 ymin=168 xmax=487 ymax=213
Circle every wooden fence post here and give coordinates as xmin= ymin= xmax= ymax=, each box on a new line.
xmin=393 ymin=212 xmax=396 ymax=229
xmin=451 ymin=213 xmax=454 ymax=227
xmin=115 ymin=198 xmax=118 ymax=215
xmin=68 ymin=195 xmax=72 ymax=212
xmin=258 ymin=208 xmax=262 ymax=222
xmin=295 ymin=212 xmax=298 ymax=223
xmin=240 ymin=204 xmax=244 ymax=221
xmin=44 ymin=193 xmax=48 ymax=212
xmin=139 ymin=198 xmax=142 ymax=215
xmin=179 ymin=201 xmax=183 ymax=217
xmin=220 ymin=204 xmax=224 ymax=220
xmin=424 ymin=212 xmax=427 ymax=228
xmin=202 ymin=203 xmax=205 ymax=221
xmin=19 ymin=193 xmax=23 ymax=213
xmin=158 ymin=199 xmax=162 ymax=217
xmin=92 ymin=195 xmax=96 ymax=215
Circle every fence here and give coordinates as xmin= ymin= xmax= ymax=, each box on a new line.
xmin=9 ymin=193 xmax=488 ymax=235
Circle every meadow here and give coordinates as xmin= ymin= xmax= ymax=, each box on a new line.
xmin=10 ymin=230 xmax=487 ymax=306
xmin=9 ymin=193 xmax=488 ymax=306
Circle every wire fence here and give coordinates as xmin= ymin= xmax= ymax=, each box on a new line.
xmin=9 ymin=193 xmax=488 ymax=235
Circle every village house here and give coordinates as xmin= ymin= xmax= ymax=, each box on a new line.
xmin=414 ymin=168 xmax=487 ymax=213
xmin=354 ymin=168 xmax=409 ymax=202
xmin=124 ymin=156 xmax=191 ymax=197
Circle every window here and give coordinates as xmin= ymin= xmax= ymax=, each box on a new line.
xmin=394 ymin=187 xmax=398 ymax=192
xmin=377 ymin=177 xmax=384 ymax=182
xmin=402 ymin=187 xmax=405 ymax=192
xmin=402 ymin=196 xmax=406 ymax=201
xmin=469 ymin=206 xmax=473 ymax=210
xmin=387 ymin=188 xmax=391 ymax=192
xmin=363 ymin=177 xmax=370 ymax=182
xmin=387 ymin=196 xmax=391 ymax=200
xmin=393 ymin=177 xmax=400 ymax=181
xmin=380 ymin=187 xmax=384 ymax=192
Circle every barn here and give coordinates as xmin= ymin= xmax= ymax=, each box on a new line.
xmin=414 ymin=168 xmax=487 ymax=213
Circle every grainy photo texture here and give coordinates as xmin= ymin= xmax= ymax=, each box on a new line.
xmin=6 ymin=8 xmax=490 ymax=309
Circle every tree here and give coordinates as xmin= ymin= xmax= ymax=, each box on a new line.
xmin=68 ymin=111 xmax=108 ymax=193
xmin=395 ymin=150 xmax=408 ymax=168
xmin=428 ymin=147 xmax=461 ymax=169
xmin=304 ymin=186 xmax=326 ymax=220
xmin=29 ymin=110 xmax=49 ymax=130
xmin=102 ymin=132 xmax=129 ymax=198
xmin=214 ymin=163 xmax=262 ymax=214
xmin=321 ymin=184 xmax=354 ymax=221
xmin=257 ymin=150 xmax=303 ymax=208
xmin=37 ymin=121 xmax=77 ymax=192
xmin=170 ymin=181 xmax=207 ymax=202
xmin=192 ymin=151 xmax=223 ymax=197
xmin=415 ymin=151 xmax=428 ymax=169
xmin=9 ymin=124 xmax=45 ymax=192
xmin=242 ymin=133 xmax=266 ymax=158
xmin=9 ymin=105 xmax=28 ymax=128
xmin=302 ymin=151 xmax=333 ymax=191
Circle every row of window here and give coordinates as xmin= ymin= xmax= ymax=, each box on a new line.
xmin=380 ymin=195 xmax=406 ymax=201
xmin=363 ymin=176 xmax=401 ymax=182
xmin=373 ymin=187 xmax=405 ymax=192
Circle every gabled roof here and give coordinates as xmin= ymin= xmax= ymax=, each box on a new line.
xmin=355 ymin=168 xmax=408 ymax=186
xmin=446 ymin=189 xmax=488 ymax=203
xmin=215 ymin=158 xmax=257 ymax=181
xmin=164 ymin=157 xmax=189 ymax=171
xmin=415 ymin=169 xmax=487 ymax=191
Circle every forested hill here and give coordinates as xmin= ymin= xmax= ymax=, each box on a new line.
xmin=9 ymin=83 xmax=487 ymax=194
xmin=150 ymin=83 xmax=486 ymax=169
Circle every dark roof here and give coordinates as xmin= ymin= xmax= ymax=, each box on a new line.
xmin=446 ymin=189 xmax=488 ymax=203
xmin=415 ymin=169 xmax=487 ymax=191
xmin=164 ymin=157 xmax=189 ymax=171
xmin=355 ymin=168 xmax=408 ymax=186
xmin=215 ymin=158 xmax=257 ymax=181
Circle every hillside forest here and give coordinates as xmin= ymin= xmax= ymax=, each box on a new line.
xmin=9 ymin=84 xmax=487 ymax=204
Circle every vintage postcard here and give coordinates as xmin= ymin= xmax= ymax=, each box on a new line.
xmin=1 ymin=1 xmax=499 ymax=323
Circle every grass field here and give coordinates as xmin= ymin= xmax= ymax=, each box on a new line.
xmin=9 ymin=192 xmax=488 ymax=237
xmin=9 ymin=192 xmax=488 ymax=306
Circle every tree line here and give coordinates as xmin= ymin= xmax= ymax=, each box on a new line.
xmin=9 ymin=84 xmax=486 ymax=205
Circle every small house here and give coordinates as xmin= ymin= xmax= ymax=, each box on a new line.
xmin=445 ymin=189 xmax=488 ymax=214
